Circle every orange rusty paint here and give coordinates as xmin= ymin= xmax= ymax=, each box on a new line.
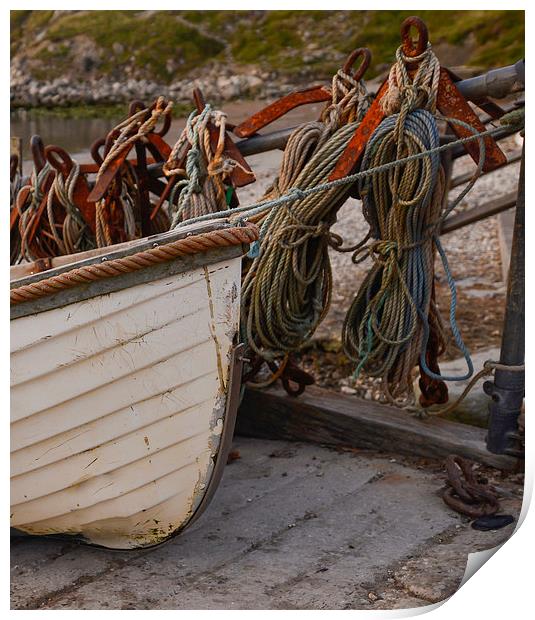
xmin=146 ymin=133 xmax=172 ymax=160
xmin=10 ymin=204 xmax=20 ymax=231
xmin=87 ymin=148 xmax=131 ymax=203
xmin=328 ymin=80 xmax=389 ymax=181
xmin=437 ymin=68 xmax=507 ymax=173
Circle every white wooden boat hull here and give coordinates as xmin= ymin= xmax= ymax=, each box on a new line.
xmin=10 ymin=222 xmax=253 ymax=549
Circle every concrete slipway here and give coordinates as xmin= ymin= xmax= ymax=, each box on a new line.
xmin=11 ymin=437 xmax=522 ymax=610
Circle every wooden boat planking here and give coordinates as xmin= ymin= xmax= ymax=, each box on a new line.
xmin=10 ymin=219 xmax=256 ymax=549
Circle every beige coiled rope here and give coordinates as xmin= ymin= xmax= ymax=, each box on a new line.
xmin=240 ymin=68 xmax=372 ymax=360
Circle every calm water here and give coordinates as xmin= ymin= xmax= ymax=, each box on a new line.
xmin=10 ymin=100 xmax=323 ymax=175
xmin=10 ymin=111 xmax=121 ymax=170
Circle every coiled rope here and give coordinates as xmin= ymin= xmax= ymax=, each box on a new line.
xmin=46 ymin=162 xmax=96 ymax=256
xmin=15 ymin=162 xmax=54 ymax=264
xmin=167 ymin=100 xmax=520 ymax=400
xmin=240 ymin=68 xmax=372 ymax=360
xmin=341 ymin=42 xmax=476 ymax=405
xmin=165 ymin=105 xmax=249 ymax=226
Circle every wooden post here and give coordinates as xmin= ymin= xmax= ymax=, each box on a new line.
xmin=10 ymin=136 xmax=22 ymax=175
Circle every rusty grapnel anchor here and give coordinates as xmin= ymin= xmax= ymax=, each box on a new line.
xmin=442 ymin=455 xmax=500 ymax=519
xmin=329 ymin=16 xmax=507 ymax=182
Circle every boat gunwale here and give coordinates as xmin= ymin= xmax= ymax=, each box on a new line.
xmin=10 ymin=217 xmax=242 ymax=289
xmin=11 ymin=245 xmax=244 ymax=319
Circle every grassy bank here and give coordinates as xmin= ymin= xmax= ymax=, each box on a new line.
xmin=11 ymin=10 xmax=524 ymax=83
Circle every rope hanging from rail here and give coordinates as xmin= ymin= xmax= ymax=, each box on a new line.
xmin=341 ymin=42 xmax=477 ymax=406
xmin=239 ymin=67 xmax=372 ymax=361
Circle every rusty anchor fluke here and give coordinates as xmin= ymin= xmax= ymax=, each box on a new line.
xmin=233 ymin=47 xmax=372 ymax=139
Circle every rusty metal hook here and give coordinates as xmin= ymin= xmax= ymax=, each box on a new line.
xmin=45 ymin=145 xmax=74 ymax=177
xmin=30 ymin=135 xmax=47 ymax=173
xmin=400 ymin=16 xmax=429 ymax=58
xmin=192 ymin=87 xmax=206 ymax=113
xmin=154 ymin=112 xmax=172 ymax=137
xmin=343 ymin=47 xmax=372 ymax=81
xmin=90 ymin=138 xmax=106 ymax=166
xmin=128 ymin=99 xmax=147 ymax=117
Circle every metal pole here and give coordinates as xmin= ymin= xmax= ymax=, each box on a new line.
xmin=484 ymin=141 xmax=525 ymax=455
xmin=457 ymin=59 xmax=524 ymax=102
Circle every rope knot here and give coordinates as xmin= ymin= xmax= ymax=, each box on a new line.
xmin=288 ymin=187 xmax=306 ymax=200
xmin=381 ymin=43 xmax=440 ymax=116
xmin=369 ymin=239 xmax=398 ymax=258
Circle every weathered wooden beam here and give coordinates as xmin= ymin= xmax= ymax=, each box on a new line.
xmin=441 ymin=191 xmax=516 ymax=235
xmin=236 ymin=385 xmax=518 ymax=470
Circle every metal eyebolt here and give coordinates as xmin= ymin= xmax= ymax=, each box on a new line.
xmin=343 ymin=47 xmax=372 ymax=82
xmin=400 ymin=16 xmax=429 ymax=58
